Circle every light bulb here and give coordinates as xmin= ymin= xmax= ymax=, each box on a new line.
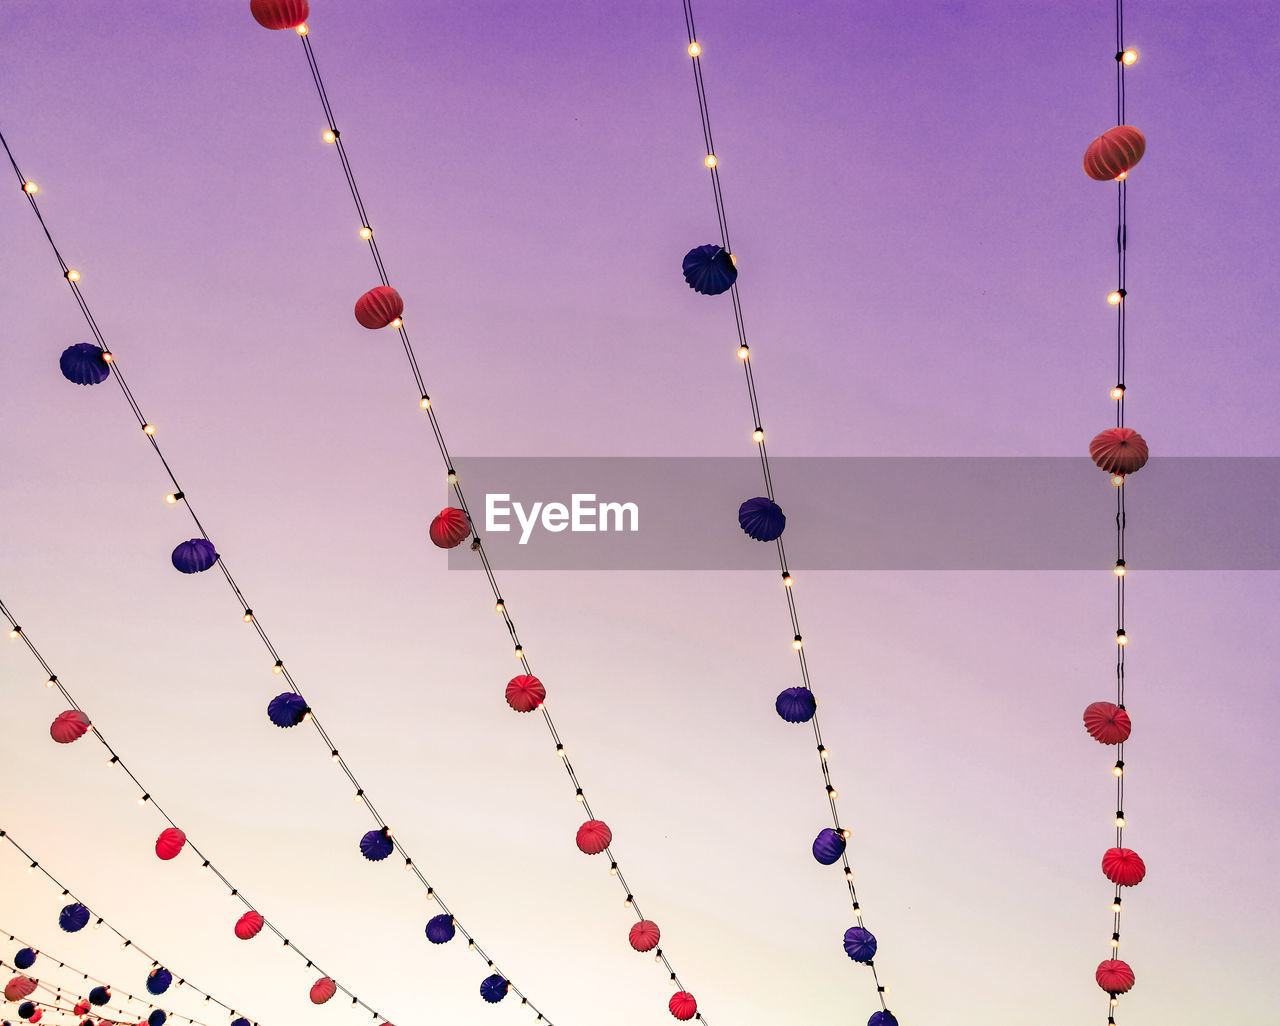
xmin=844 ymin=868 xmax=854 ymax=880
xmin=827 ymin=785 xmax=839 ymax=799
xmin=1114 ymin=559 xmax=1126 ymax=577
xmin=1111 ymin=384 xmax=1125 ymax=399
xmin=419 ymin=395 xmax=431 ymax=409
xmin=1116 ymin=629 xmax=1128 ymax=645
xmin=45 ymin=677 xmax=56 ymax=688
xmin=354 ymin=790 xmax=364 ymax=803
xmin=1115 ymin=170 xmax=1128 ymax=181
xmin=1114 ymin=814 xmax=1126 ymax=827
xmin=389 ymin=316 xmax=403 ymax=328
xmin=782 ymin=572 xmax=793 ymax=587
xmin=840 ymin=828 xmax=851 ymax=839
xmin=166 ymin=491 xmax=183 ymax=504
xmin=818 ymin=745 xmax=828 ymax=760
xmin=556 ymin=744 xmax=565 ymax=758
xmin=704 ymin=154 xmax=717 ymax=168
xmin=359 ymin=226 xmax=373 ymax=240
xmin=574 ymin=789 xmax=585 ymax=802
xmin=23 ymin=180 xmax=39 ymax=194
xmin=242 ymin=610 xmax=254 ymax=623
xmin=9 ymin=626 xmax=20 ymax=639
xmin=65 ymin=269 xmax=81 ymax=282
xmin=1107 ymin=289 xmax=1124 ymax=306
xmin=447 ymin=469 xmax=458 ymax=484
xmin=609 ymin=862 xmax=618 ymax=876
xmin=514 ymin=645 xmax=524 ymax=659
xmin=404 ymin=859 xmax=413 ymax=870
xmin=137 ymin=794 xmax=149 ymax=805
xmin=322 ymin=129 xmax=336 ymax=144
xmin=793 ymin=635 xmax=803 ymax=650
xmin=107 ymin=755 xmax=118 ymax=766
xmin=494 ymin=600 xmax=505 ymax=613
xmin=1112 ymin=898 xmax=1122 ymax=912
xmin=102 ymin=351 xmax=114 ymax=363
xmin=623 ymin=894 xmax=633 ymax=908
xmin=143 ymin=423 xmax=156 ymax=435
xmin=737 ymin=345 xmax=750 ymax=360
xmin=1113 ymin=761 xmax=1124 ymax=777
xmin=27 ymin=862 xmax=35 ymax=872
xmin=1112 ymin=473 xmax=1125 ymax=487
xmin=426 ymin=888 xmax=435 ymax=901
xmin=200 ymin=860 xmax=209 ymax=871
xmin=1111 ymin=997 xmax=1118 ymax=1007
xmin=296 ymin=22 xmax=309 ymax=35
xmin=331 ymin=750 xmax=341 ymax=763
xmin=273 ymin=660 xmax=284 ymax=674
xmin=687 ymin=41 xmax=701 ymax=57
xmin=752 ymin=427 xmax=764 ymax=442
xmin=1121 ymin=49 xmax=1138 ymax=65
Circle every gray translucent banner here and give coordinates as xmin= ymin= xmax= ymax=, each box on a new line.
xmin=441 ymin=458 xmax=1278 ymax=570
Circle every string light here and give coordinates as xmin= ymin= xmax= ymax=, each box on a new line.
xmin=1120 ymin=48 xmax=1138 ymax=65
xmin=752 ymin=427 xmax=764 ymax=443
xmin=165 ymin=491 xmax=184 ymax=504
xmin=1106 ymin=288 xmax=1125 ymax=305
xmin=1110 ymin=385 xmax=1125 ymax=399
xmin=687 ymin=41 xmax=701 ymax=57
xmin=737 ymin=344 xmax=750 ymax=359
xmin=142 ymin=423 xmax=156 ymax=435
xmin=64 ymin=268 xmax=80 ymax=281
xmin=359 ymin=226 xmax=373 ymax=240
xmin=322 ymin=129 xmax=336 ymax=144
xmin=703 ymin=154 xmax=717 ymax=168
xmin=419 ymin=394 xmax=431 ymax=409
xmin=22 ymin=180 xmax=38 ymax=193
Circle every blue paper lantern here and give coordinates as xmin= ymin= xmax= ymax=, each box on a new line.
xmin=59 ymin=902 xmax=91 ymax=932
xmin=14 ymin=948 xmax=35 ymax=970
xmin=148 ymin=1011 xmax=166 ymax=1026
xmin=479 ymin=975 xmax=508 ymax=1004
xmin=738 ymin=497 xmax=785 ymax=542
xmin=267 ymin=692 xmax=309 ymax=728
xmin=812 ymin=828 xmax=846 ymax=865
xmin=868 ymin=1013 xmax=898 ymax=1026
xmin=232 ymin=1019 xmax=250 ymax=1026
xmin=89 ymin=987 xmax=110 ymax=1006
xmin=146 ymin=968 xmax=172 ymax=996
xmin=359 ymin=828 xmax=394 ymax=861
xmin=844 ymin=926 xmax=878 ymax=964
xmin=171 ymin=538 xmax=218 ymax=574
xmin=425 ymin=914 xmax=456 ymax=944
xmin=59 ymin=343 xmax=111 ymax=386
xmin=17 ymin=1004 xmax=35 ymax=1021
xmin=681 ymin=244 xmax=737 ymax=296
xmin=775 ymin=686 xmax=816 ymax=723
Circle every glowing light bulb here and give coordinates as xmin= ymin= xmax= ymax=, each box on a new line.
xmin=1112 ymin=898 xmax=1122 ymax=912
xmin=9 ymin=626 xmax=22 ymax=639
xmin=426 ymin=888 xmax=435 ymax=900
xmin=574 ymin=789 xmax=585 ymax=802
xmin=200 ymin=860 xmax=209 ymax=871
xmin=357 ymin=226 xmax=374 ymax=241
xmin=1110 ymin=935 xmax=1120 ymax=948
xmin=623 ymin=894 xmax=633 ymax=908
xmin=840 ymin=828 xmax=851 ymax=839
xmin=1115 ymin=170 xmax=1128 ymax=181
xmin=45 ymin=677 xmax=56 ymax=688
xmin=273 ymin=660 xmax=284 ymax=674
xmin=1114 ymin=559 xmax=1126 ymax=577
xmin=23 ymin=180 xmax=38 ymax=194
xmin=704 ymin=154 xmax=717 ymax=169
xmin=296 ymin=22 xmax=309 ymax=35
xmin=494 ymin=600 xmax=505 ymax=613
xmin=102 ymin=351 xmax=114 ymax=363
xmin=405 ymin=858 xmax=413 ymax=870
xmin=752 ymin=427 xmax=764 ymax=443
xmin=143 ymin=423 xmax=157 ymax=435
xmin=1110 ymin=997 xmax=1118 ymax=1007
xmin=389 ymin=317 xmax=403 ymax=328
xmin=782 ymin=572 xmax=793 ymax=587
xmin=166 ymin=491 xmax=183 ymax=504
xmin=1107 ymin=289 xmax=1124 ymax=306
xmin=609 ymin=862 xmax=618 ymax=876
xmin=818 ymin=745 xmax=828 ymax=760
xmin=687 ymin=41 xmax=701 ymax=57
xmin=322 ymin=129 xmax=337 ymax=144
xmin=1121 ymin=49 xmax=1138 ymax=66
xmin=556 ymin=744 xmax=565 ymax=758
xmin=1111 ymin=384 xmax=1125 ymax=399
xmin=27 ymin=862 xmax=36 ymax=872
xmin=844 ymin=868 xmax=854 ymax=880
xmin=1111 ymin=473 xmax=1125 ymax=487
xmin=1114 ymin=814 xmax=1126 ymax=827
xmin=1113 ymin=760 xmax=1125 ymax=777
xmin=65 ymin=268 xmax=80 ymax=282
xmin=1116 ymin=629 xmax=1128 ymax=645
xmin=447 ymin=469 xmax=458 ymax=485
xmin=853 ymin=906 xmax=862 ymax=918
xmin=514 ymin=645 xmax=524 ymax=659
xmin=826 ymin=785 xmax=839 ymax=799
xmin=737 ymin=345 xmax=750 ymax=360
xmin=331 ymin=750 xmax=341 ymax=763
xmin=107 ymin=755 xmax=118 ymax=767
xmin=242 ymin=609 xmax=254 ymax=623
xmin=354 ymin=790 xmax=364 ymax=804
xmin=419 ymin=395 xmax=431 ymax=409
xmin=793 ymin=635 xmax=803 ymax=650
xmin=137 ymin=794 xmax=150 ymax=805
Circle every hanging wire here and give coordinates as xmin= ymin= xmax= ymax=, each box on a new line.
xmin=0 ymin=113 xmax=556 ymax=1022
xmin=677 ymin=0 xmax=895 ymax=1014
xmin=0 ymin=833 xmax=257 ymax=1026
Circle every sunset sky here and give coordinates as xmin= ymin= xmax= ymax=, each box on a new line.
xmin=2 ymin=3 xmax=1277 ymax=1025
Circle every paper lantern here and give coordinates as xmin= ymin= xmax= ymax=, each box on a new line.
xmin=17 ymin=1005 xmax=34 ymax=1021
xmin=5 ymin=978 xmax=36 ymax=1002
xmin=429 ymin=508 xmax=470 ymax=549
xmin=1083 ymin=125 xmax=1146 ymax=181
xmin=88 ymin=988 xmax=110 ymax=1006
xmin=360 ymin=828 xmax=394 ymax=862
xmin=171 ymin=539 xmax=218 ymax=574
xmin=13 ymin=950 xmax=35 ymax=971
xmin=232 ymin=1019 xmax=250 ymax=1026
xmin=682 ymin=245 xmax=737 ymax=296
xmin=267 ymin=692 xmax=309 ymax=728
xmin=425 ymin=914 xmax=455 ymax=944
xmin=576 ymin=820 xmax=612 ymax=855
xmin=812 ymin=828 xmax=846 ymax=865
xmin=59 ymin=343 xmax=111 ymax=386
xmin=155 ymin=828 xmax=186 ymax=861
xmin=249 ymin=0 xmax=309 ymax=31
xmin=235 ymin=911 xmax=264 ymax=940
xmin=629 ymin=920 xmax=660 ymax=952
xmin=738 ymin=497 xmax=785 ymax=542
xmin=1089 ymin=427 xmax=1149 ymax=475
xmin=309 ymin=978 xmax=336 ymax=1005
xmin=146 ymin=968 xmax=172 ymax=996
xmin=868 ymin=1013 xmax=898 ymax=1026
xmin=74 ymin=1000 xmax=90 ymax=1016
xmin=479 ymin=976 xmax=508 ymax=1004
xmin=669 ymin=992 xmax=697 ymax=1021
xmin=505 ymin=675 xmax=545 ymax=712
xmin=1102 ymin=847 xmax=1146 ymax=887
xmin=59 ymin=903 xmax=91 ymax=932
xmin=147 ymin=1011 xmax=166 ymax=1026
xmin=27 ymin=1012 xmax=40 ymax=1024
xmin=843 ymin=926 xmax=877 ymax=963
xmin=1083 ymin=701 xmax=1132 ymax=745
xmin=775 ymin=686 xmax=816 ymax=723
xmin=354 ymin=286 xmax=404 ymax=329
xmin=1096 ymin=959 xmax=1135 ymax=993
xmin=50 ymin=709 xmax=91 ymax=744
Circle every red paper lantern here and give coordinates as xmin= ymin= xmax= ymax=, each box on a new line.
xmin=249 ymin=0 xmax=309 ymax=31
xmin=50 ymin=709 xmax=91 ymax=744
xmin=5 ymin=976 xmax=37 ymax=1001
xmin=669 ymin=992 xmax=697 ymax=1021
xmin=235 ymin=910 xmax=265 ymax=940
xmin=505 ymin=675 xmax=545 ymax=712
xmin=575 ymin=820 xmax=612 ymax=855
xmin=354 ymin=286 xmax=404 ymax=329
xmin=1089 ymin=427 xmax=1149 ymax=475
xmin=155 ymin=827 xmax=187 ymax=861
xmin=74 ymin=1001 xmax=89 ymax=1016
xmin=1102 ymin=847 xmax=1146 ymax=887
xmin=629 ymin=920 xmax=660 ymax=952
xmin=29 ymin=1011 xmax=43 ymax=1023
xmin=310 ymin=977 xmax=336 ymax=1005
xmin=1083 ymin=701 xmax=1132 ymax=745
xmin=1083 ymin=125 xmax=1146 ymax=181
xmin=429 ymin=508 xmax=471 ymax=549
xmin=1096 ymin=959 xmax=1135 ymax=993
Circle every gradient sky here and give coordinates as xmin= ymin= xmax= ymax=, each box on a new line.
xmin=2 ymin=2 xmax=1277 ymax=1025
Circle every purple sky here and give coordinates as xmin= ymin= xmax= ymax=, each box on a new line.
xmin=2 ymin=2 xmax=1277 ymax=1025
